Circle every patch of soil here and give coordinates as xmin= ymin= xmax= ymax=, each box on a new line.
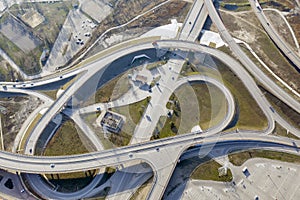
xmin=0 ymin=95 xmax=42 ymax=151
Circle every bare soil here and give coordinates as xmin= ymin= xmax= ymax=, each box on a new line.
xmin=261 ymin=0 xmax=300 ymax=46
xmin=219 ymin=10 xmax=300 ymax=96
xmin=0 ymin=95 xmax=42 ymax=151
xmin=78 ymin=0 xmax=191 ymax=60
xmin=264 ymin=10 xmax=297 ymax=50
xmin=0 ymin=59 xmax=22 ymax=81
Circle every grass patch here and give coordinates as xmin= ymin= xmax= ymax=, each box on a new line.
xmin=180 ymin=60 xmax=199 ymax=77
xmin=221 ymin=0 xmax=249 ymax=4
xmin=43 ymin=119 xmax=88 ymax=156
xmin=44 ymin=170 xmax=95 ymax=193
xmin=130 ymin=177 xmax=153 ymax=200
xmin=153 ymin=116 xmax=178 ymax=139
xmin=85 ymin=70 xmax=131 ymax=105
xmin=210 ymin=54 xmax=268 ymax=130
xmin=110 ymin=98 xmax=150 ymax=146
xmin=256 ymin=33 xmax=300 ymax=84
xmin=129 ymin=97 xmax=151 ymax=124
xmin=240 ymin=44 xmax=300 ymax=102
xmin=217 ymin=45 xmax=233 ymax=56
xmin=80 ymin=112 xmax=115 ymax=150
xmin=229 ymin=149 xmax=300 ymax=166
xmin=272 ymin=123 xmax=300 ymax=140
xmin=146 ymin=60 xmax=167 ymax=70
xmin=0 ymin=61 xmax=21 ymax=81
xmin=260 ymin=86 xmax=300 ymax=129
xmin=60 ymin=75 xmax=80 ymax=91
xmin=191 ymin=159 xmax=233 ymax=182
xmin=19 ymin=113 xmax=42 ymax=152
xmin=153 ymin=82 xmax=227 ymax=139
xmin=39 ymin=74 xmax=79 ymax=100
xmin=39 ymin=90 xmax=57 ymax=100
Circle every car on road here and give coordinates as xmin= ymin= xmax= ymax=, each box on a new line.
xmin=146 ymin=115 xmax=152 ymax=121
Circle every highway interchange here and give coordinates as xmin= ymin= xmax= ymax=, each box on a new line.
xmin=0 ymin=0 xmax=300 ymax=199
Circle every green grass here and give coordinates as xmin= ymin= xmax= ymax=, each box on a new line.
xmin=19 ymin=113 xmax=42 ymax=152
xmin=210 ymin=54 xmax=268 ymax=131
xmin=0 ymin=61 xmax=21 ymax=82
xmin=217 ymin=46 xmax=233 ymax=56
xmin=256 ymin=34 xmax=298 ymax=76
xmin=272 ymin=123 xmax=300 ymax=140
xmin=85 ymin=71 xmax=131 ymax=105
xmin=80 ymin=113 xmax=115 ymax=150
xmin=153 ymin=82 xmax=227 ymax=139
xmin=129 ymin=97 xmax=151 ymax=124
xmin=179 ymin=48 xmax=268 ymax=131
xmin=229 ymin=149 xmax=300 ymax=166
xmin=146 ymin=60 xmax=167 ymax=70
xmin=220 ymin=3 xmax=251 ymax=12
xmin=153 ymin=116 xmax=178 ymax=139
xmin=40 ymin=90 xmax=58 ymax=100
xmin=191 ymin=160 xmax=233 ymax=182
xmin=260 ymin=86 xmax=300 ymax=130
xmin=130 ymin=177 xmax=153 ymax=200
xmin=180 ymin=60 xmax=199 ymax=77
xmin=44 ymin=170 xmax=95 ymax=193
xmin=110 ymin=98 xmax=151 ymax=146
xmin=43 ymin=119 xmax=88 ymax=156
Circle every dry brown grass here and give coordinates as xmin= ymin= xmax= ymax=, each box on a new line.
xmin=264 ymin=10 xmax=297 ymax=50
xmin=219 ymin=10 xmax=300 ymax=96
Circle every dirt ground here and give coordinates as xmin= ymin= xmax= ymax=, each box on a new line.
xmin=218 ymin=9 xmax=300 ymax=96
xmin=79 ymin=0 xmax=191 ymax=60
xmin=0 ymin=95 xmax=42 ymax=151
xmin=0 ymin=59 xmax=22 ymax=81
xmin=264 ymin=9 xmax=297 ymax=50
xmin=262 ymin=0 xmax=300 ymax=46
xmin=287 ymin=13 xmax=300 ymax=46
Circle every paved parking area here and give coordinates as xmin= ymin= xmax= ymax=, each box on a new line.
xmin=44 ymin=9 xmax=97 ymax=71
xmin=181 ymin=158 xmax=300 ymax=200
